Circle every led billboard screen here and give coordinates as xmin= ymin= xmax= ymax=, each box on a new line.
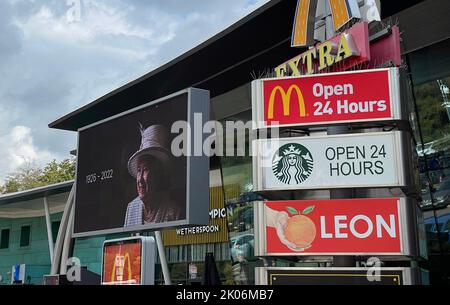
xmin=74 ymin=88 xmax=210 ymax=237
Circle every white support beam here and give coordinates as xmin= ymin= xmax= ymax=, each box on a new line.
xmin=60 ymin=203 xmax=75 ymax=275
xmin=43 ymin=197 xmax=54 ymax=265
xmin=155 ymin=231 xmax=172 ymax=285
xmin=51 ymin=184 xmax=75 ymax=275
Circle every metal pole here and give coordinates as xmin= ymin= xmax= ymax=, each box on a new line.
xmin=328 ymin=125 xmax=356 ymax=267
xmin=51 ymin=184 xmax=75 ymax=275
xmin=186 ymin=245 xmax=190 ymax=284
xmin=155 ymin=231 xmax=171 ymax=285
xmin=60 ymin=204 xmax=75 ymax=275
xmin=324 ymin=0 xmax=356 ymax=269
xmin=43 ymin=197 xmax=54 ymax=265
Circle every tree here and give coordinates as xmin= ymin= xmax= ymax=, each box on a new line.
xmin=41 ymin=159 xmax=76 ymax=185
xmin=0 ymin=158 xmax=76 ymax=194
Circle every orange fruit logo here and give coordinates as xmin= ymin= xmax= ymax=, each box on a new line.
xmin=284 ymin=206 xmax=316 ymax=251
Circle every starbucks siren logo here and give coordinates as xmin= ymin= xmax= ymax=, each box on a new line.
xmin=272 ymin=143 xmax=313 ymax=184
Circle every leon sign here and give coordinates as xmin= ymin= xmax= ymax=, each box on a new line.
xmin=252 ymin=68 xmax=402 ymax=129
xmin=254 ymin=198 xmax=418 ymax=257
xmin=253 ymin=131 xmax=408 ymax=191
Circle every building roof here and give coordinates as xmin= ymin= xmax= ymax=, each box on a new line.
xmin=48 ymin=0 xmax=427 ymax=132
xmin=0 ymin=181 xmax=73 ymax=218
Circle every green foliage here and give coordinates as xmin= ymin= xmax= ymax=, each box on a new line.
xmin=0 ymin=158 xmax=76 ymax=194
xmin=220 ymin=262 xmax=235 ymax=285
xmin=41 ymin=159 xmax=76 ymax=185
xmin=415 ymin=77 xmax=450 ymax=144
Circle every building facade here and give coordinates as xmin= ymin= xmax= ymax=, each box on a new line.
xmin=1 ymin=0 xmax=449 ymax=285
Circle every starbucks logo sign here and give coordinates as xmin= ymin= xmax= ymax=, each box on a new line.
xmin=272 ymin=143 xmax=313 ymax=184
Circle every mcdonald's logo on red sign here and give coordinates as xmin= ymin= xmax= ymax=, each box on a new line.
xmin=255 ymin=68 xmax=400 ymax=128
xmin=268 ymin=85 xmax=307 ymax=120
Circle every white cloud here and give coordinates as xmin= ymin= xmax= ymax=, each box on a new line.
xmin=0 ymin=126 xmax=57 ymax=181
xmin=0 ymin=0 xmax=271 ymax=183
xmin=24 ymin=2 xmax=150 ymax=41
xmin=17 ymin=1 xmax=164 ymax=61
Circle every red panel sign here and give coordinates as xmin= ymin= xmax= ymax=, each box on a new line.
xmin=327 ymin=21 xmax=370 ymax=72
xmin=263 ymin=198 xmax=403 ymax=255
xmin=368 ymin=26 xmax=402 ymax=69
xmin=255 ymin=68 xmax=400 ymax=128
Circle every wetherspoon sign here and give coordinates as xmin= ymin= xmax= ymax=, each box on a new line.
xmin=254 ymin=198 xmax=417 ymax=257
xmin=252 ymin=68 xmax=402 ymax=129
xmin=253 ymin=131 xmax=407 ymax=191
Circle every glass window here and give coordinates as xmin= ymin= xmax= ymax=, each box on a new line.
xmin=0 ymin=229 xmax=10 ymax=249
xmin=414 ymin=76 xmax=450 ymax=219
xmin=410 ymin=38 xmax=450 ymax=285
xmin=20 ymin=226 xmax=31 ymax=247
xmin=51 ymin=221 xmax=60 ymax=242
xmin=211 ymin=83 xmax=265 ymax=285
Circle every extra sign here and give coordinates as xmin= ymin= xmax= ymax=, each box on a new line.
xmin=252 ymin=68 xmax=402 ymax=129
xmin=253 ymin=131 xmax=407 ymax=191
xmin=254 ymin=198 xmax=418 ymax=257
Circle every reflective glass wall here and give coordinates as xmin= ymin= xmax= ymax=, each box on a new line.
xmin=155 ymin=37 xmax=450 ymax=285
xmin=410 ymin=38 xmax=450 ymax=285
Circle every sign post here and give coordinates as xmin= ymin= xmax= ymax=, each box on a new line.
xmin=251 ymin=2 xmax=424 ymax=284
xmin=155 ymin=231 xmax=171 ymax=285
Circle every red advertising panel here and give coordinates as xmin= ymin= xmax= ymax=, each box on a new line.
xmin=368 ymin=26 xmax=402 ymax=69
xmin=253 ymin=68 xmax=401 ymax=128
xmin=102 ymin=239 xmax=142 ymax=285
xmin=258 ymin=198 xmax=410 ymax=255
xmin=326 ymin=21 xmax=370 ymax=71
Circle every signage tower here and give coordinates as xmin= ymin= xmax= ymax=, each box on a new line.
xmin=252 ymin=0 xmax=426 ymax=285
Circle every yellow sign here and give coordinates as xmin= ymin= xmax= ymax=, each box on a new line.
xmin=268 ymin=85 xmax=306 ymax=119
xmin=291 ymin=0 xmax=318 ymax=47
xmin=291 ymin=0 xmax=361 ymax=48
xmin=329 ymin=0 xmax=351 ymax=30
xmin=162 ymin=186 xmax=231 ymax=246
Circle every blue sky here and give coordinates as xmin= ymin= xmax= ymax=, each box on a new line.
xmin=0 ymin=0 xmax=269 ymax=182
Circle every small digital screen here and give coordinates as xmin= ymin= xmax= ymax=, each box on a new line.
xmin=102 ymin=239 xmax=143 ymax=285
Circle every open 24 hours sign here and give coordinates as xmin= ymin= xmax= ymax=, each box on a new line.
xmin=254 ymin=198 xmax=419 ymax=257
xmin=252 ymin=68 xmax=403 ymax=128
xmin=253 ymin=131 xmax=408 ymax=191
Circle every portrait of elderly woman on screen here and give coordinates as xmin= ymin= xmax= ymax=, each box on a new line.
xmin=124 ymin=124 xmax=181 ymax=227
